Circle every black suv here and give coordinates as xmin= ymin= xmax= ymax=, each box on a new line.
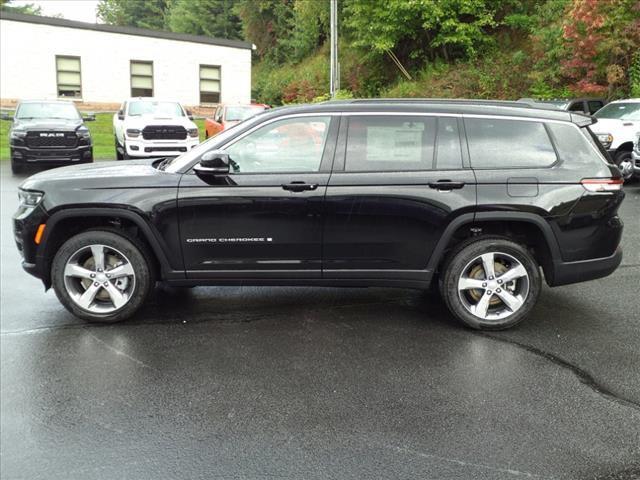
xmin=13 ymin=100 xmax=624 ymax=330
xmin=2 ymin=100 xmax=94 ymax=174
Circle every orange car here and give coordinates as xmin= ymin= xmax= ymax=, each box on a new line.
xmin=204 ymin=103 xmax=270 ymax=138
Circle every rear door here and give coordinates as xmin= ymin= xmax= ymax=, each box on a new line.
xmin=322 ymin=114 xmax=477 ymax=282
xmin=178 ymin=114 xmax=338 ymax=279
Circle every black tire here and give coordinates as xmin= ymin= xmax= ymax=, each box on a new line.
xmin=440 ymin=236 xmax=541 ymax=330
xmin=10 ymin=158 xmax=24 ymax=175
xmin=115 ymin=136 xmax=124 ymax=160
xmin=614 ymin=150 xmax=634 ymax=182
xmin=51 ymin=230 xmax=154 ymax=323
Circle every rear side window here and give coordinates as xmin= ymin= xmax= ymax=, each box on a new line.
xmin=345 ymin=116 xmax=436 ymax=171
xmin=547 ymin=123 xmax=609 ymax=166
xmin=465 ymin=118 xmax=557 ymax=169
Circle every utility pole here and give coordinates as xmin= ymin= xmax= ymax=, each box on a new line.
xmin=330 ymin=0 xmax=339 ymax=98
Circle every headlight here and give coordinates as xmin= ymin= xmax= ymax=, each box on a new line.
xmin=77 ymin=126 xmax=91 ymax=138
xmin=596 ymin=133 xmax=613 ymax=148
xmin=10 ymin=129 xmax=27 ymax=140
xmin=126 ymin=128 xmax=141 ymax=138
xmin=188 ymin=128 xmax=199 ymax=138
xmin=18 ymin=189 xmax=44 ymax=208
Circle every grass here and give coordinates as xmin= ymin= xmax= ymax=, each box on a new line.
xmin=0 ymin=113 xmax=207 ymax=161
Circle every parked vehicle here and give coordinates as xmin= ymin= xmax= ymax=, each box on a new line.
xmin=2 ymin=100 xmax=94 ymax=175
xmin=518 ymin=97 xmax=606 ymax=115
xmin=589 ymin=98 xmax=640 ymax=181
xmin=113 ymin=98 xmax=199 ymax=159
xmin=14 ymin=99 xmax=624 ymax=330
xmin=204 ymin=103 xmax=270 ymax=138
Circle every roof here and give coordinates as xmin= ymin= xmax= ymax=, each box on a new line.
xmin=0 ymin=10 xmax=253 ymax=50
xmin=261 ymin=99 xmax=589 ymax=124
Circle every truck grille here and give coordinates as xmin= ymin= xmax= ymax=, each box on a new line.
xmin=142 ymin=125 xmax=187 ymax=140
xmin=26 ymin=131 xmax=77 ymax=149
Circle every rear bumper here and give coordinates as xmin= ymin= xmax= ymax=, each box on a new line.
xmin=548 ymin=247 xmax=623 ymax=287
xmin=12 ymin=145 xmax=93 ymax=165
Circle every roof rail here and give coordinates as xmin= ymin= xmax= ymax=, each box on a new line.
xmin=323 ymin=97 xmax=563 ymax=111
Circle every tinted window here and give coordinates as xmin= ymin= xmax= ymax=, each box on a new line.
xmin=435 ymin=117 xmax=462 ymax=169
xmin=465 ymin=118 xmax=557 ymax=168
xmin=345 ymin=116 xmax=436 ymax=171
xmin=547 ymin=123 xmax=607 ymax=166
xmin=568 ymin=102 xmax=586 ymax=113
xmin=588 ymin=101 xmax=603 ymax=115
xmin=226 ymin=116 xmax=330 ymax=173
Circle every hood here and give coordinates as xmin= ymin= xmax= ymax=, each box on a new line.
xmin=12 ymin=118 xmax=83 ymax=131
xmin=591 ymin=117 xmax=640 ymax=133
xmin=124 ymin=114 xmax=196 ymax=129
xmin=20 ymin=159 xmax=177 ymax=192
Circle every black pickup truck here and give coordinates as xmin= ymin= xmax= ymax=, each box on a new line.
xmin=2 ymin=100 xmax=94 ymax=174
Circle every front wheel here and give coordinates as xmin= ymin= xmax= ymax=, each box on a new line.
xmin=10 ymin=158 xmax=24 ymax=175
xmin=441 ymin=237 xmax=541 ymax=330
xmin=51 ymin=230 xmax=154 ymax=322
xmin=615 ymin=150 xmax=634 ymax=182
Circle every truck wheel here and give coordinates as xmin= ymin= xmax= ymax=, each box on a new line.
xmin=10 ymin=158 xmax=24 ymax=175
xmin=51 ymin=230 xmax=154 ymax=323
xmin=115 ymin=136 xmax=124 ymax=160
xmin=440 ymin=236 xmax=541 ymax=330
xmin=615 ymin=150 xmax=634 ymax=182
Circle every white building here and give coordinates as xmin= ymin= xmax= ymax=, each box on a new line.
xmin=0 ymin=11 xmax=252 ymax=109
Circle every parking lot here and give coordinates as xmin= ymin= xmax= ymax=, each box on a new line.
xmin=1 ymin=161 xmax=639 ymax=479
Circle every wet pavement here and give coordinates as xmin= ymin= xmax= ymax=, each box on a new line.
xmin=1 ymin=161 xmax=639 ymax=480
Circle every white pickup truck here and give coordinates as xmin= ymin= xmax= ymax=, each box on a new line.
xmin=113 ymin=98 xmax=200 ymax=159
xmin=590 ymin=98 xmax=639 ymax=181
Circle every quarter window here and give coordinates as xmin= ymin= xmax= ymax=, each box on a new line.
xmin=200 ymin=65 xmax=220 ymax=104
xmin=130 ymin=60 xmax=153 ymax=97
xmin=226 ymin=116 xmax=330 ymax=173
xmin=345 ymin=116 xmax=436 ymax=171
xmin=465 ymin=118 xmax=557 ymax=168
xmin=55 ymin=55 xmax=81 ymax=98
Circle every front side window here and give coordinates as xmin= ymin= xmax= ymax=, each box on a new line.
xmin=200 ymin=65 xmax=220 ymax=104
xmin=130 ymin=60 xmax=153 ymax=97
xmin=226 ymin=116 xmax=330 ymax=173
xmin=465 ymin=118 xmax=557 ymax=169
xmin=568 ymin=102 xmax=586 ymax=113
xmin=588 ymin=101 xmax=603 ymax=115
xmin=56 ymin=55 xmax=81 ymax=98
xmin=345 ymin=116 xmax=436 ymax=172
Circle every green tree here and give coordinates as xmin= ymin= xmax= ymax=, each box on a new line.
xmin=97 ymin=0 xmax=169 ymax=30
xmin=1 ymin=0 xmax=41 ymax=15
xmin=167 ymin=0 xmax=242 ymax=39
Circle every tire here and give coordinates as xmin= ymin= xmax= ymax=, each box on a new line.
xmin=115 ymin=136 xmax=124 ymax=160
xmin=440 ymin=236 xmax=541 ymax=330
xmin=10 ymin=158 xmax=24 ymax=175
xmin=51 ymin=230 xmax=154 ymax=323
xmin=614 ymin=150 xmax=634 ymax=182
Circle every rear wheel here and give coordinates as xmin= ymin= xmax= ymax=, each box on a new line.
xmin=51 ymin=230 xmax=154 ymax=323
xmin=441 ymin=237 xmax=541 ymax=330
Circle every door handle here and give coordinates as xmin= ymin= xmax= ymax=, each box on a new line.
xmin=282 ymin=182 xmax=318 ymax=192
xmin=428 ymin=180 xmax=466 ymax=191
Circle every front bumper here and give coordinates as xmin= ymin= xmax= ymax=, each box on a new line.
xmin=12 ymin=144 xmax=93 ymax=165
xmin=125 ymin=138 xmax=199 ymax=157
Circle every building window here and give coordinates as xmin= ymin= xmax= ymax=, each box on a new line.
xmin=199 ymin=65 xmax=220 ymax=104
xmin=56 ymin=55 xmax=82 ymax=98
xmin=130 ymin=60 xmax=153 ymax=97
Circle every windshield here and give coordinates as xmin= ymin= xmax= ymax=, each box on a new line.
xmin=226 ymin=105 xmax=266 ymax=122
xmin=594 ymin=102 xmax=640 ymax=121
xmin=128 ymin=101 xmax=184 ymax=117
xmin=163 ymin=114 xmax=265 ymax=173
xmin=15 ymin=102 xmax=80 ymax=120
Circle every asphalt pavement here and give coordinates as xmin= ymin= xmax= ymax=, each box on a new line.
xmin=1 ymin=161 xmax=639 ymax=480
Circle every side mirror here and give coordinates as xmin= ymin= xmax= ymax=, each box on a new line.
xmin=83 ymin=112 xmax=96 ymax=122
xmin=1 ymin=112 xmax=13 ymax=121
xmin=194 ymin=150 xmax=230 ymax=176
xmin=117 ymin=110 xmax=124 ymax=121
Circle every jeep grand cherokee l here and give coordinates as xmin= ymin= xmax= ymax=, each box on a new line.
xmin=2 ymin=100 xmax=94 ymax=174
xmin=13 ymin=100 xmax=624 ymax=330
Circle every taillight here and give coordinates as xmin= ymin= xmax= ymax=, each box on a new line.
xmin=581 ymin=178 xmax=624 ymax=192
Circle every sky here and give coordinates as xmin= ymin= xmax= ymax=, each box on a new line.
xmin=13 ymin=0 xmax=101 ymax=23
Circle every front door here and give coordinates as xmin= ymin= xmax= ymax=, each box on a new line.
xmin=178 ymin=114 xmax=337 ymax=279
